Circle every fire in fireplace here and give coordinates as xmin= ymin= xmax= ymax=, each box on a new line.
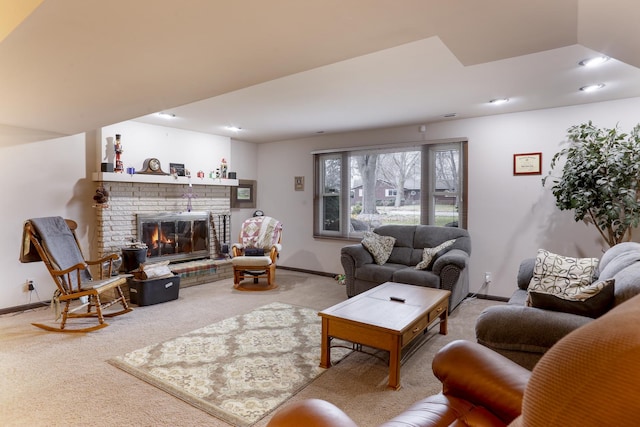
xmin=137 ymin=211 xmax=210 ymax=262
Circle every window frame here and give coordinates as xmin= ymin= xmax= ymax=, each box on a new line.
xmin=313 ymin=139 xmax=467 ymax=239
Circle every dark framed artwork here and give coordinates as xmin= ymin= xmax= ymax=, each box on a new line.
xmin=170 ymin=163 xmax=186 ymax=176
xmin=513 ymin=152 xmax=542 ymax=175
xmin=231 ymin=179 xmax=256 ymax=208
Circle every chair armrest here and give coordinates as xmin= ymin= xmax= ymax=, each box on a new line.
xmin=433 ymin=340 xmax=530 ymax=424
xmin=267 ymin=398 xmax=358 ymax=427
xmin=431 ymin=249 xmax=468 ymax=274
xmin=475 ymin=305 xmax=593 ymax=353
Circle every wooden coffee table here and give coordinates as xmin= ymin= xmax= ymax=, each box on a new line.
xmin=319 ymin=282 xmax=450 ymax=390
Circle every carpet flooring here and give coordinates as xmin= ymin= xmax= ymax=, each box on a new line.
xmin=0 ymin=270 xmax=501 ymax=426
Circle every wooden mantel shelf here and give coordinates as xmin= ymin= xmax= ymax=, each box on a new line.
xmin=92 ymin=172 xmax=239 ymax=187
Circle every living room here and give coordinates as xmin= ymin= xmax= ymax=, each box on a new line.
xmin=3 ymin=1 xmax=640 ymax=312
xmin=3 ymin=2 xmax=640 ymax=426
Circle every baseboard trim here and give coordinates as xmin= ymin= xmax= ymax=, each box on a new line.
xmin=469 ymin=293 xmax=509 ymax=302
xmin=0 ymin=301 xmax=50 ymax=316
xmin=277 ymin=266 xmax=337 ymax=278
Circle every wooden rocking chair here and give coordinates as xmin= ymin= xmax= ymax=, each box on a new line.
xmin=20 ymin=217 xmax=132 ymax=332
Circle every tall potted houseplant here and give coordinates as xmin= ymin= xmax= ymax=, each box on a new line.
xmin=543 ymin=121 xmax=640 ymax=247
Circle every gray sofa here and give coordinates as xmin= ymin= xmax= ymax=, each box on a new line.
xmin=476 ymin=242 xmax=640 ymax=370
xmin=340 ymin=225 xmax=471 ymax=312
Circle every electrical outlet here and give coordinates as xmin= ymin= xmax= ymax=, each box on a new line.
xmin=26 ymin=279 xmax=35 ymax=292
xmin=484 ymin=272 xmax=492 ymax=284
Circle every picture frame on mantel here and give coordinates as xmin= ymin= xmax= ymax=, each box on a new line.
xmin=513 ymin=152 xmax=542 ymax=175
xmin=231 ymin=179 xmax=256 ymax=208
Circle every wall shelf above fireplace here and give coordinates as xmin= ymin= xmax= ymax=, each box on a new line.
xmin=92 ymin=172 xmax=238 ymax=186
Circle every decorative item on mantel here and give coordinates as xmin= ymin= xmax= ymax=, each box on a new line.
xmin=220 ymin=158 xmax=228 ymax=179
xmin=183 ymin=174 xmax=197 ymax=212
xmin=93 ymin=185 xmax=109 ymax=207
xmin=114 ymin=134 xmax=124 ymax=173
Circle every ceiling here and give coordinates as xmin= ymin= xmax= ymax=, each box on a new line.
xmin=2 ymin=0 xmax=640 ymax=145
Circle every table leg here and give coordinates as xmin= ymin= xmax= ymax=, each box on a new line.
xmin=319 ymin=317 xmax=331 ymax=368
xmin=388 ymin=335 xmax=401 ymax=390
xmin=439 ymin=306 xmax=448 ymax=335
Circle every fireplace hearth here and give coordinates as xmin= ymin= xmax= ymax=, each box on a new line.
xmin=137 ymin=211 xmax=210 ymax=262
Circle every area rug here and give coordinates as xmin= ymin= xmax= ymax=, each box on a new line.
xmin=109 ymin=302 xmax=350 ymax=426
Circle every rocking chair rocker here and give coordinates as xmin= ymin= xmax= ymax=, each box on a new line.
xmin=20 ymin=217 xmax=132 ymax=332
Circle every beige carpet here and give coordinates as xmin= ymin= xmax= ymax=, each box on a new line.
xmin=0 ymin=271 xmax=501 ymax=426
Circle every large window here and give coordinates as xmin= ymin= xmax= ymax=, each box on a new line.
xmin=314 ymin=141 xmax=467 ymax=238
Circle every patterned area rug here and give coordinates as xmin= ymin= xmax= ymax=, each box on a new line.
xmin=109 ymin=302 xmax=350 ymax=426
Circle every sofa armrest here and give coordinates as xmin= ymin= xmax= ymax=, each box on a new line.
xmin=341 ymin=244 xmax=374 ymax=268
xmin=517 ymin=258 xmax=536 ymax=290
xmin=267 ymin=398 xmax=358 ymax=427
xmin=432 ymin=249 xmax=468 ymax=274
xmin=433 ymin=340 xmax=530 ymax=424
xmin=475 ymin=305 xmax=593 ymax=354
xmin=341 ymin=244 xmax=375 ymax=297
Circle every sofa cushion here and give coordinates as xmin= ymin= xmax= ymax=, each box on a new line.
xmin=361 ymin=231 xmax=396 ymax=265
xmin=416 ymin=239 xmax=456 ymax=270
xmin=527 ymin=249 xmax=598 ymax=303
xmin=355 ymin=262 xmax=404 ymax=283
xmin=529 ymin=279 xmax=615 ymax=318
xmin=392 ymin=267 xmax=440 ymax=288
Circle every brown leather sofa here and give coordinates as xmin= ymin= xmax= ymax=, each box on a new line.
xmin=268 ymin=293 xmax=640 ymax=426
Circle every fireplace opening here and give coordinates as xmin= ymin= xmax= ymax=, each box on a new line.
xmin=137 ymin=211 xmax=210 ymax=262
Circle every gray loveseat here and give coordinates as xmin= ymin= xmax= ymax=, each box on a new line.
xmin=341 ymin=225 xmax=471 ymax=312
xmin=476 ymin=242 xmax=640 ymax=370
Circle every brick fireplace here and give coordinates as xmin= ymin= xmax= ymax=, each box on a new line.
xmin=92 ymin=173 xmax=235 ymax=285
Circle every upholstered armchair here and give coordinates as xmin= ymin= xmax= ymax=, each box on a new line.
xmin=231 ymin=216 xmax=283 ymax=290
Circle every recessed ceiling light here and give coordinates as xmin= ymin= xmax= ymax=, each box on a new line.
xmin=578 ymin=56 xmax=610 ymax=67
xmin=225 ymin=126 xmax=242 ymax=132
xmin=156 ymin=112 xmax=175 ymax=119
xmin=579 ymin=83 xmax=605 ymax=92
xmin=489 ymin=98 xmax=509 ymax=105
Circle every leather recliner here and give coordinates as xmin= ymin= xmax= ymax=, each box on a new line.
xmin=267 ymin=292 xmax=640 ymax=426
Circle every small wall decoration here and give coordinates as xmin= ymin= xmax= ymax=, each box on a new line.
xmin=294 ymin=176 xmax=304 ymax=191
xmin=513 ymin=152 xmax=542 ymax=175
xmin=231 ymin=179 xmax=257 ymax=208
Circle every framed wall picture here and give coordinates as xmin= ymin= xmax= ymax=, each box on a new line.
xmin=513 ymin=152 xmax=542 ymax=175
xmin=231 ymin=179 xmax=256 ymax=208
xmin=294 ymin=176 xmax=304 ymax=191
xmin=169 ymin=163 xmax=186 ymax=176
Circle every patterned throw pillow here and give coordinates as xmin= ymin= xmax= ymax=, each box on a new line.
xmin=416 ymin=239 xmax=456 ymax=270
xmin=527 ymin=249 xmax=599 ymax=305
xmin=361 ymin=231 xmax=396 ymax=265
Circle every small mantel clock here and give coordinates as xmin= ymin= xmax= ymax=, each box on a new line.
xmin=137 ymin=158 xmax=169 ymax=175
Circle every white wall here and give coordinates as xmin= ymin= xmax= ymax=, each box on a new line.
xmin=229 ymin=138 xmax=259 ymax=242
xmin=256 ymin=97 xmax=640 ymax=298
xmin=100 ymin=121 xmax=230 ymax=174
xmin=1 ymin=133 xmax=95 ymax=308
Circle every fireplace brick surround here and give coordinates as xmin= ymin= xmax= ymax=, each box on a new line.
xmin=94 ymin=177 xmax=234 ymax=287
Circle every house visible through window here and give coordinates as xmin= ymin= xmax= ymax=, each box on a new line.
xmin=314 ymin=141 xmax=467 ymax=238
